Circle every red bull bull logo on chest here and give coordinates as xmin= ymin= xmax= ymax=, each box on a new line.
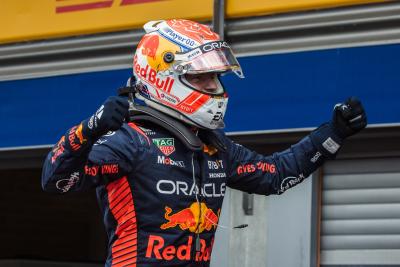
xmin=160 ymin=202 xmax=219 ymax=233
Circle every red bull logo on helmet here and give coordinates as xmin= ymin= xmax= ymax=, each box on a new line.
xmin=134 ymin=55 xmax=175 ymax=93
xmin=139 ymin=34 xmax=159 ymax=60
xmin=136 ymin=33 xmax=180 ymax=72
xmin=160 ymin=202 xmax=220 ymax=233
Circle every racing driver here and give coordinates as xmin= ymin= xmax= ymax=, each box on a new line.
xmin=42 ymin=19 xmax=367 ymax=267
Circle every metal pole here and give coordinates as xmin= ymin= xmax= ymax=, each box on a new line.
xmin=212 ymin=0 xmax=225 ymax=40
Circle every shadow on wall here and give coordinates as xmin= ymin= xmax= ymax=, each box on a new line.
xmin=0 ymin=168 xmax=106 ymax=266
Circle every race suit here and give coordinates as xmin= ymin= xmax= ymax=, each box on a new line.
xmin=42 ymin=121 xmax=342 ymax=267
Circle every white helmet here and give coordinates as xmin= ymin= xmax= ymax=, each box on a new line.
xmin=133 ymin=19 xmax=244 ymax=129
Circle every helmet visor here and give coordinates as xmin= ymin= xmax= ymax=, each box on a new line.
xmin=174 ymin=41 xmax=244 ymax=78
xmin=179 ymin=73 xmax=225 ymax=95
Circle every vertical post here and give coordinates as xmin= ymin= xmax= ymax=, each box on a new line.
xmin=310 ymin=169 xmax=323 ymax=267
xmin=212 ymin=0 xmax=226 ymax=40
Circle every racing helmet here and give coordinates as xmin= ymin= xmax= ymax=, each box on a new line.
xmin=133 ymin=19 xmax=244 ymax=129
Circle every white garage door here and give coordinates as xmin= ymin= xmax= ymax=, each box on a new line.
xmin=321 ymin=158 xmax=400 ymax=266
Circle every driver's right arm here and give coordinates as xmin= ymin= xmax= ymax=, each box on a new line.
xmin=41 ymin=96 xmax=132 ymax=193
xmin=41 ymin=123 xmax=137 ymax=193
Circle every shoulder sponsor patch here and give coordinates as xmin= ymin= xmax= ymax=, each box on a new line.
xmin=153 ymin=138 xmax=175 ymax=156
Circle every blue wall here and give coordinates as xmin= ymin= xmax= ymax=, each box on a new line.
xmin=1 ymin=44 xmax=399 ymax=148
xmin=223 ymin=44 xmax=400 ymax=132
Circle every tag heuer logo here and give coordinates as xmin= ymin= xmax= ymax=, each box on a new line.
xmin=152 ymin=138 xmax=175 ymax=156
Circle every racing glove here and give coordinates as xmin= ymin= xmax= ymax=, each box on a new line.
xmin=81 ymin=96 xmax=129 ymax=141
xmin=330 ymin=97 xmax=367 ymax=139
xmin=309 ymin=97 xmax=367 ymax=159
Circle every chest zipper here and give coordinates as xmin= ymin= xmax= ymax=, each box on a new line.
xmin=191 ymin=150 xmax=205 ymax=265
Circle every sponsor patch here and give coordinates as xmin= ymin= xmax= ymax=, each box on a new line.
xmin=278 ymin=174 xmax=305 ymax=194
xmin=139 ymin=127 xmax=156 ymax=136
xmin=146 ymin=235 xmax=213 ymax=262
xmin=236 ymin=161 xmax=276 ymax=175
xmin=157 ymin=156 xmax=185 ymax=168
xmin=153 ymin=138 xmax=175 ymax=156
xmin=323 ymin=137 xmax=340 ymax=154
xmin=310 ymin=151 xmax=322 ymax=163
xmin=88 ymin=105 xmax=104 ymax=130
xmin=207 ymin=160 xmax=224 ymax=170
xmin=84 ymin=164 xmax=119 ymax=176
xmin=68 ymin=126 xmax=82 ymax=151
xmin=160 ymin=202 xmax=219 ymax=233
xmin=156 ymin=180 xmax=225 ymax=197
xmin=55 ymin=172 xmax=80 ymax=193
xmin=51 ymin=136 xmax=65 ymax=163
xmin=209 ymin=172 xmax=226 ymax=179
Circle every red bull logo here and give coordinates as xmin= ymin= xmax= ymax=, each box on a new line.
xmin=146 ymin=235 xmax=213 ymax=262
xmin=160 ymin=202 xmax=219 ymax=233
xmin=136 ymin=33 xmax=179 ymax=72
xmin=134 ymin=62 xmax=175 ymax=93
xmin=51 ymin=136 xmax=65 ymax=163
xmin=139 ymin=34 xmax=159 ymax=60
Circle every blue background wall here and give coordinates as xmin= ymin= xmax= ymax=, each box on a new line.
xmin=1 ymin=44 xmax=399 ymax=148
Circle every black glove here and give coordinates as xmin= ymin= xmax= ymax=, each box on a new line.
xmin=330 ymin=97 xmax=367 ymax=139
xmin=81 ymin=96 xmax=129 ymax=140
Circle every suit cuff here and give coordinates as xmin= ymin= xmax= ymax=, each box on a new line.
xmin=309 ymin=123 xmax=344 ymax=159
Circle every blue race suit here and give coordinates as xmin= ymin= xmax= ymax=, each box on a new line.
xmin=42 ymin=121 xmax=342 ymax=267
